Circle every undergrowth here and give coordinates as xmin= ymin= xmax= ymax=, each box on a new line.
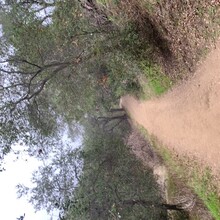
xmin=140 ymin=62 xmax=172 ymax=96
xmin=96 ymin=0 xmax=220 ymax=97
xmin=138 ymin=127 xmax=220 ymax=220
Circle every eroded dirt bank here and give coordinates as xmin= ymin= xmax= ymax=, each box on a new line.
xmin=121 ymin=40 xmax=220 ymax=177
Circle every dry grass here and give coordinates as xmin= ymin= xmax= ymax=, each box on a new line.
xmin=149 ymin=134 xmax=220 ymax=220
xmin=97 ymin=0 xmax=220 ymax=80
xmin=148 ymin=0 xmax=220 ymax=77
xmin=125 ymin=126 xmax=214 ymax=219
xmin=130 ymin=125 xmax=219 ymax=220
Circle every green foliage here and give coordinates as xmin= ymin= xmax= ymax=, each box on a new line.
xmin=145 ymin=131 xmax=220 ymax=220
xmin=141 ymin=62 xmax=172 ymax=96
xmin=191 ymin=170 xmax=220 ymax=220
xmin=52 ymin=0 xmax=89 ymax=46
xmin=65 ymin=123 xmax=166 ymax=220
xmin=107 ymin=52 xmax=141 ymax=97
xmin=27 ymin=94 xmax=58 ymax=137
xmin=0 ymin=0 xmax=105 ymax=154
xmin=1 ymin=4 xmax=54 ymax=61
xmin=17 ymin=144 xmax=83 ymax=213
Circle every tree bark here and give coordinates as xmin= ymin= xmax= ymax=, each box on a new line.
xmin=122 ymin=199 xmax=183 ymax=211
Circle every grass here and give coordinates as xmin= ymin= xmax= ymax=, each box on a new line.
xmin=95 ymin=0 xmax=220 ymax=101
xmin=96 ymin=3 xmax=220 ymax=216
xmin=97 ymin=0 xmax=220 ymax=77
xmin=155 ymin=142 xmax=220 ymax=219
xmin=192 ymin=170 xmax=220 ymax=220
xmin=98 ymin=0 xmax=220 ymax=217
xmin=138 ymin=62 xmax=173 ymax=99
xmin=138 ymin=126 xmax=220 ymax=219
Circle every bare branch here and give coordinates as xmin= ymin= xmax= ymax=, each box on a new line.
xmin=74 ymin=164 xmax=80 ymax=182
xmin=0 ymin=83 xmax=28 ymax=91
xmin=97 ymin=114 xmax=127 ymax=131
xmin=0 ymin=67 xmax=34 ymax=75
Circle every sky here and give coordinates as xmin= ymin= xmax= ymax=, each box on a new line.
xmin=0 ymin=4 xmax=79 ymax=219
xmin=0 ymin=124 xmax=81 ymax=220
xmin=0 ymin=22 xmax=54 ymax=219
xmin=0 ymin=150 xmax=58 ymax=220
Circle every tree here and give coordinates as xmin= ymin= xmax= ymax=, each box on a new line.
xmin=0 ymin=0 xmax=143 ymax=162
xmin=0 ymin=3 xmax=59 ymax=157
xmin=64 ymin=122 xmax=168 ymax=220
xmin=0 ymin=0 xmax=103 ymax=159
xmin=16 ymin=143 xmax=83 ymax=214
xmin=0 ymin=1 xmax=55 ymax=29
xmin=96 ymin=108 xmax=128 ymax=133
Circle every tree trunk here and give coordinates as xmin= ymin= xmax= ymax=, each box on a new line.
xmin=122 ymin=199 xmax=183 ymax=211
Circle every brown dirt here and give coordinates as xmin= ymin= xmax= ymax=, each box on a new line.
xmin=121 ymin=39 xmax=220 ymax=178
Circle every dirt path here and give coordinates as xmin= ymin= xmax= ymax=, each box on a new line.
xmin=121 ymin=40 xmax=220 ymax=177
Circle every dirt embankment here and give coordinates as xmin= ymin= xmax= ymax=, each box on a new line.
xmin=121 ymin=40 xmax=220 ymax=178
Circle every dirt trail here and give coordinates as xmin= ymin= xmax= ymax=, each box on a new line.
xmin=121 ymin=40 xmax=220 ymax=177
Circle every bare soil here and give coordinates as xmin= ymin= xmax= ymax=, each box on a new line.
xmin=121 ymin=39 xmax=220 ymax=178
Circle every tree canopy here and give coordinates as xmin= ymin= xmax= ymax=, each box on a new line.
xmin=0 ymin=0 xmax=146 ymax=163
xmin=0 ymin=1 xmax=177 ymax=219
xmin=63 ymin=121 xmax=167 ymax=220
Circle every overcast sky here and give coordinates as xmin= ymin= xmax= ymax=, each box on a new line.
xmin=0 ymin=125 xmax=81 ymax=220
xmin=0 ymin=3 xmax=81 ymax=218
xmin=0 ymin=5 xmax=57 ymax=217
xmin=0 ymin=22 xmax=54 ymax=219
xmin=0 ymin=151 xmax=58 ymax=220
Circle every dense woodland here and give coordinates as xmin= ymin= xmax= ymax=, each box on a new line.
xmin=0 ymin=0 xmax=219 ymax=219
